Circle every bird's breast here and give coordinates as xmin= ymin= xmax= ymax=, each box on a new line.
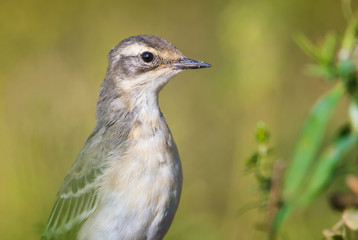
xmin=79 ymin=117 xmax=182 ymax=240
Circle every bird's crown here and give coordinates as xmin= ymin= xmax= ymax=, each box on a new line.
xmin=109 ymin=35 xmax=184 ymax=63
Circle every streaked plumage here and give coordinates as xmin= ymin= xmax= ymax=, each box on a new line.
xmin=42 ymin=35 xmax=210 ymax=240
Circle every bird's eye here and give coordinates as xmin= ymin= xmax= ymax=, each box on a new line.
xmin=141 ymin=52 xmax=154 ymax=63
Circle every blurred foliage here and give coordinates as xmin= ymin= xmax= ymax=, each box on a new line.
xmin=246 ymin=122 xmax=274 ymax=197
xmin=283 ymin=83 xmax=345 ymax=200
xmin=247 ymin=2 xmax=358 ymax=239
xmin=1 ymin=0 xmax=358 ymax=239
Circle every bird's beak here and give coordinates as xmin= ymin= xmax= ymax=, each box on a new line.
xmin=171 ymin=57 xmax=211 ymax=70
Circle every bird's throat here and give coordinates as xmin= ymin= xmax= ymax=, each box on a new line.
xmin=132 ymin=91 xmax=161 ymax=128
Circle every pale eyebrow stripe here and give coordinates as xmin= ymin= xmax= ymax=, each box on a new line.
xmin=120 ymin=44 xmax=155 ymax=57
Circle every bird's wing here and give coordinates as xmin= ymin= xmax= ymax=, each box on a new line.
xmin=42 ymin=129 xmax=109 ymax=240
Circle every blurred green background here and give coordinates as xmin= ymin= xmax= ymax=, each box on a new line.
xmin=1 ymin=0 xmax=357 ymax=239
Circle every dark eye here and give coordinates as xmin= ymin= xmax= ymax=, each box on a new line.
xmin=141 ymin=51 xmax=154 ymax=63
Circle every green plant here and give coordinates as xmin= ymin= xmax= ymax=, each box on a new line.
xmin=247 ymin=1 xmax=358 ymax=239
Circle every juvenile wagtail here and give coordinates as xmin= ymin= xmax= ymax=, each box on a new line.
xmin=42 ymin=35 xmax=211 ymax=240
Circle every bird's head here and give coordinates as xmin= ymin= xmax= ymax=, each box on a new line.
xmin=106 ymin=35 xmax=211 ymax=94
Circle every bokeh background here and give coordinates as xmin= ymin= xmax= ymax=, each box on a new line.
xmin=1 ymin=0 xmax=357 ymax=239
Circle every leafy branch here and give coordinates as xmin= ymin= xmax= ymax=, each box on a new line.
xmin=246 ymin=1 xmax=358 ymax=239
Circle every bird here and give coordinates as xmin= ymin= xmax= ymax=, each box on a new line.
xmin=42 ymin=35 xmax=211 ymax=240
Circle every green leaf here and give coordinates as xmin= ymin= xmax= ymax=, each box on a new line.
xmin=349 ymin=100 xmax=358 ymax=133
xmin=295 ymin=32 xmax=337 ymax=66
xmin=342 ymin=0 xmax=355 ymax=22
xmin=320 ymin=32 xmax=337 ymax=65
xmin=273 ymin=131 xmax=357 ymax=235
xmin=299 ymin=133 xmax=358 ymax=205
xmin=338 ymin=60 xmax=356 ymax=79
xmin=294 ymin=33 xmax=321 ymax=61
xmin=246 ymin=151 xmax=259 ymax=169
xmin=338 ymin=60 xmax=357 ymax=97
xmin=283 ymin=83 xmax=345 ymax=200
xmin=305 ymin=64 xmax=337 ymax=79
xmin=340 ymin=20 xmax=357 ymax=61
xmin=255 ymin=122 xmax=270 ymax=143
xmin=270 ymin=202 xmax=295 ymax=237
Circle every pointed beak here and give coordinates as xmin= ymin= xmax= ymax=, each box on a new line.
xmin=171 ymin=57 xmax=211 ymax=70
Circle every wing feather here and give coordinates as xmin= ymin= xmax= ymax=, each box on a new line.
xmin=42 ymin=129 xmax=107 ymax=240
xmin=42 ymin=115 xmax=130 ymax=240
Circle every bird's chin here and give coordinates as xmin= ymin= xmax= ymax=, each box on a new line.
xmin=117 ymin=68 xmax=183 ymax=94
xmin=153 ymin=70 xmax=181 ymax=90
